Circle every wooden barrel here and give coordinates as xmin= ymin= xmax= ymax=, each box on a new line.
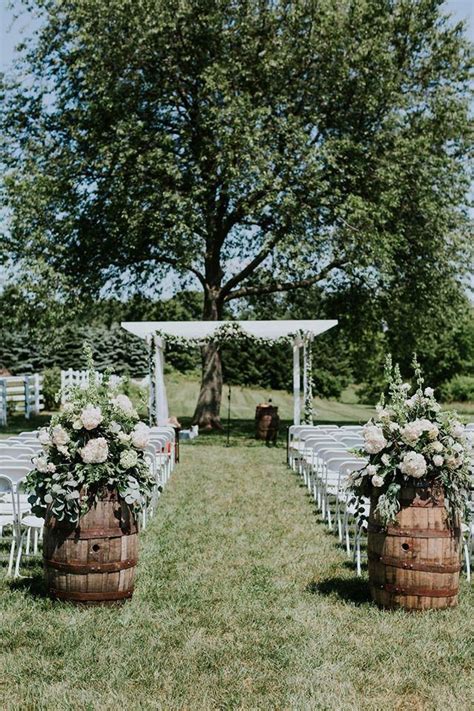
xmin=43 ymin=488 xmax=138 ymax=605
xmin=255 ymin=405 xmax=280 ymax=442
xmin=367 ymin=481 xmax=461 ymax=611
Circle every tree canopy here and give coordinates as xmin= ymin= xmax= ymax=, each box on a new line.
xmin=1 ymin=0 xmax=472 ymax=425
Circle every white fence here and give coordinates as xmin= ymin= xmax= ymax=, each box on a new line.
xmin=60 ymin=369 xmax=122 ymax=403
xmin=0 ymin=374 xmax=44 ymax=424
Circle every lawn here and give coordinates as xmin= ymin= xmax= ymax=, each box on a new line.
xmin=1 ymin=434 xmax=473 ymax=710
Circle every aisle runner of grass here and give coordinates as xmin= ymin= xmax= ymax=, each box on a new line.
xmin=1 ymin=442 xmax=473 ymax=710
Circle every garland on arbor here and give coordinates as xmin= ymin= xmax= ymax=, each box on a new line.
xmin=154 ymin=322 xmax=297 ymax=353
xmin=303 ymin=338 xmax=315 ymax=425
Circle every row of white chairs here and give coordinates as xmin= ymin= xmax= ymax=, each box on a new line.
xmin=0 ymin=425 xmax=177 ymax=577
xmin=288 ymin=424 xmax=369 ymax=574
xmin=289 ymin=423 xmax=474 ymax=580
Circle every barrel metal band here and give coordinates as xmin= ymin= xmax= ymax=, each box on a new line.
xmin=45 ymin=558 xmax=137 ymax=574
xmin=60 ymin=527 xmax=138 ymax=540
xmin=379 ymin=582 xmax=458 ymax=598
xmin=368 ymin=553 xmax=461 ymax=573
xmin=368 ymin=524 xmax=459 ymax=539
xmin=51 ymin=589 xmax=134 ymax=601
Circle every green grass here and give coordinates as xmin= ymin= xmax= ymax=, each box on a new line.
xmin=1 ymin=436 xmax=473 ymax=710
xmin=165 ymin=372 xmax=376 ymax=423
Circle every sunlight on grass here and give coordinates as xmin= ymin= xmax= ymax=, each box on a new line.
xmin=1 ymin=437 xmax=472 ymax=709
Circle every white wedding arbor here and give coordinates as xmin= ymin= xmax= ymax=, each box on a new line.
xmin=121 ymin=320 xmax=337 ymax=425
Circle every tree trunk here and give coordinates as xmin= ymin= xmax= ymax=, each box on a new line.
xmin=192 ymin=293 xmax=224 ymax=430
xmin=192 ymin=340 xmax=224 ymax=430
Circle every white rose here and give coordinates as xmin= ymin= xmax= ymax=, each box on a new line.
xmin=80 ymin=437 xmax=109 ymax=464
xmin=389 ymin=422 xmax=400 ymax=432
xmin=52 ymin=425 xmax=69 ymax=447
xmin=381 ymin=454 xmax=391 ymax=465
xmin=363 ymin=425 xmax=387 ymax=454
xmin=432 ymin=455 xmax=444 ymax=467
xmin=424 ymin=387 xmax=434 ymax=397
xmin=131 ymin=423 xmax=150 ymax=449
xmin=34 ymin=456 xmax=50 ymax=473
xmin=451 ymin=421 xmax=465 ymax=439
xmin=57 ymin=444 xmax=70 ymax=457
xmin=371 ymin=474 xmax=384 ymax=487
xmin=366 ymin=464 xmax=378 ymax=476
xmin=72 ymin=419 xmax=83 ymax=430
xmin=452 ymin=442 xmax=464 ymax=453
xmin=111 ymin=394 xmax=137 ymax=417
xmin=399 ymin=451 xmax=427 ymax=479
xmin=109 ymin=420 xmax=122 ymax=434
xmin=80 ymin=405 xmax=103 ymax=431
xmin=118 ymin=432 xmax=131 ymax=444
xmin=431 ymin=441 xmax=443 ymax=453
xmin=38 ymin=429 xmax=51 ymax=446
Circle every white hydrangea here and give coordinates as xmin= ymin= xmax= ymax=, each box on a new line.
xmin=80 ymin=437 xmax=109 ymax=464
xmin=80 ymin=405 xmax=103 ymax=431
xmin=131 ymin=423 xmax=150 ymax=449
xmin=399 ymin=451 xmax=427 ymax=479
xmin=401 ymin=418 xmax=438 ymax=444
xmin=51 ymin=425 xmax=70 ymax=447
xmin=120 ymin=449 xmax=138 ymax=469
xmin=432 ymin=455 xmax=444 ymax=467
xmin=111 ymin=394 xmax=137 ymax=417
xmin=363 ymin=425 xmax=387 ymax=454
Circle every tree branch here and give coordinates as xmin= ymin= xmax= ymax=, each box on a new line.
xmin=151 ymin=255 xmax=207 ymax=289
xmin=220 ymin=229 xmax=281 ymax=298
xmin=223 ymin=259 xmax=347 ymax=301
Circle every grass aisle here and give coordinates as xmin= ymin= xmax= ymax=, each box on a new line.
xmin=1 ymin=441 xmax=473 ymax=710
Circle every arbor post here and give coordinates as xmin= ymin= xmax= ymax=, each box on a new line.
xmin=293 ymin=336 xmax=302 ymax=425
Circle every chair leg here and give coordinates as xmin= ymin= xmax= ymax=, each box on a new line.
xmin=33 ymin=529 xmax=39 ymax=555
xmin=14 ymin=531 xmax=26 ymax=578
xmin=463 ymin=540 xmax=471 ymax=583
xmin=7 ymin=534 xmax=16 ymax=577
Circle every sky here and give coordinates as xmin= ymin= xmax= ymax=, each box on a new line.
xmin=1 ymin=0 xmax=473 ymax=70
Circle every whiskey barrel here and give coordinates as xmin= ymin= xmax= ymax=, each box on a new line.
xmin=255 ymin=405 xmax=279 ymax=443
xmin=367 ymin=481 xmax=461 ymax=611
xmin=43 ymin=488 xmax=138 ymax=605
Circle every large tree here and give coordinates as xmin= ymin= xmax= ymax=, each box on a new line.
xmin=1 ymin=0 xmax=472 ymax=427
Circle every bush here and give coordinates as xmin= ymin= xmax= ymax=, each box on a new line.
xmin=42 ymin=367 xmax=61 ymax=410
xmin=439 ymin=375 xmax=474 ymax=403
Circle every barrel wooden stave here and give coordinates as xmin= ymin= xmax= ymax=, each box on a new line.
xmin=367 ymin=483 xmax=461 ymax=611
xmin=43 ymin=490 xmax=138 ymax=605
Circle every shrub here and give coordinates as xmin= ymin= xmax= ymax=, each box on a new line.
xmin=439 ymin=375 xmax=474 ymax=403
xmin=42 ymin=367 xmax=61 ymax=410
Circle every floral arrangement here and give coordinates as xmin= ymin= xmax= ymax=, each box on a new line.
xmin=348 ymin=356 xmax=472 ymax=526
xmin=27 ymin=359 xmax=155 ymax=525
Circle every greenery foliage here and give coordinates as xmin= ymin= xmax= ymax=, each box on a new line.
xmin=349 ymin=357 xmax=472 ymax=526
xmin=26 ymin=359 xmax=155 ymax=524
